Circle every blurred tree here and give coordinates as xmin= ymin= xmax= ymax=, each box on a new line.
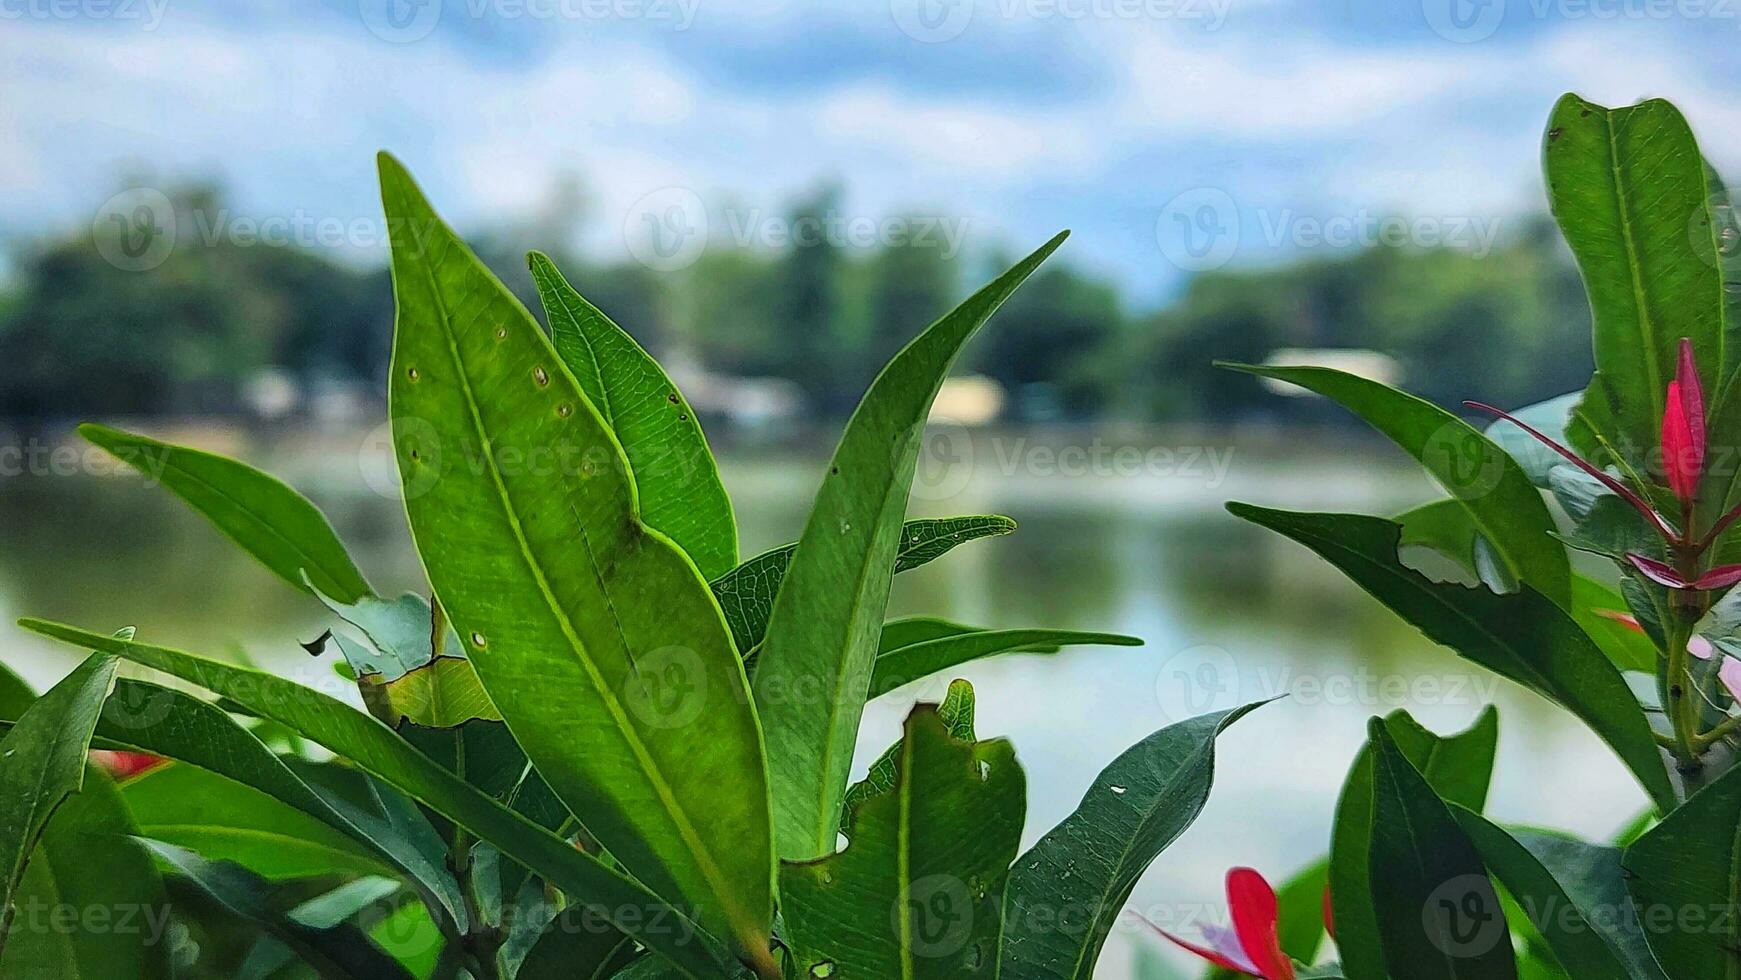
xmin=972 ymin=263 xmax=1127 ymax=420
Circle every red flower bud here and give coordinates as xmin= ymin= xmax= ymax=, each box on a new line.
xmin=1662 ymin=338 xmax=1706 ymax=506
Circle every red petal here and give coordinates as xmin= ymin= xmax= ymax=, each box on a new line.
xmin=1627 ymin=553 xmax=1691 ymax=589
xmin=1228 ymin=868 xmax=1294 ymax=980
xmin=1679 ymin=338 xmax=1707 ymax=460
xmin=1720 ymin=657 xmax=1741 ymax=704
xmin=1465 ymin=401 xmax=1679 ymax=542
xmin=1322 ymin=882 xmax=1336 ymax=940
xmin=1694 ymin=564 xmax=1741 ymax=590
xmin=1144 ymin=918 xmax=1261 ymax=976
xmin=1663 ymin=381 xmax=1705 ymax=505
xmin=91 ymin=751 xmax=163 ymax=780
xmin=1593 ymin=609 xmax=1646 ymax=634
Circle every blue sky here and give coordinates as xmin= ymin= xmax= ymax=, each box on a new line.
xmin=2 ymin=0 xmax=1737 ymax=301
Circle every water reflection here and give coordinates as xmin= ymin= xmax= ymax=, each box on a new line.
xmin=0 ymin=428 xmax=1650 ymax=978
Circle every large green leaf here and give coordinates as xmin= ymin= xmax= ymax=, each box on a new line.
xmin=998 ymin=701 xmax=1266 ymax=980
xmin=1543 ymin=95 xmax=1727 ymax=481
xmin=17 ymin=620 xmax=750 ymax=980
xmin=122 ymin=763 xmax=390 ymax=880
xmin=0 ymin=651 xmax=118 ymax=945
xmin=379 ymin=153 xmax=773 ymax=969
xmin=144 ymin=840 xmax=416 ymax=980
xmin=752 ymin=234 xmax=1065 ymax=862
xmin=869 ymin=618 xmax=1140 ymax=697
xmin=1222 ymin=364 xmax=1568 ymax=603
xmin=780 ymin=705 xmax=1025 ymax=980
xmin=1367 ymin=722 xmax=1517 ymax=980
xmin=1330 ymin=709 xmax=1499 ymax=980
xmin=529 ymin=250 xmax=737 ymax=579
xmin=712 ymin=515 xmax=1017 ymax=655
xmin=1623 ymin=761 xmax=1741 ymax=979
xmin=1451 ymin=813 xmax=1652 ymax=980
xmin=1229 ymin=503 xmax=1675 ymax=812
xmin=80 ymin=424 xmax=372 ymax=603
xmin=1 ymin=769 xmax=173 ymax=979
xmin=518 ymin=921 xmax=637 ymax=980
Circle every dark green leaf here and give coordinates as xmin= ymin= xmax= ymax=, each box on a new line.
xmin=711 ymin=516 xmax=1017 ymax=655
xmin=18 ymin=619 xmax=747 ymax=980
xmin=1623 ymin=761 xmax=1741 ymax=979
xmin=1221 ymin=364 xmax=1568 ymax=603
xmin=870 ymin=619 xmax=1140 ymax=697
xmin=517 ymin=916 xmax=637 ymax=980
xmin=781 ymin=705 xmax=1025 ymax=980
xmin=380 ymin=153 xmax=773 ymax=969
xmin=80 ymin=423 xmax=372 ymax=603
xmin=1229 ymin=503 xmax=1674 ymax=812
xmin=0 ymin=651 xmax=118 ymax=944
xmin=753 ymin=235 xmax=1064 ymax=862
xmin=530 ymin=250 xmax=738 ymax=580
xmin=1330 ymin=708 xmax=1499 ymax=980
xmin=1367 ymin=721 xmax=1516 ymax=980
xmin=998 ymin=701 xmax=1267 ymax=980
xmin=144 ymin=840 xmax=416 ymax=980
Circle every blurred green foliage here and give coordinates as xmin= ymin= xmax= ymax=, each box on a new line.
xmin=0 ymin=182 xmax=1600 ymax=425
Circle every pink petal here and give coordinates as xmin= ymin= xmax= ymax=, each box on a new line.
xmin=1691 ymin=634 xmax=1717 ymax=661
xmin=1627 ymin=553 xmax=1692 ymax=589
xmin=1594 ymin=609 xmax=1645 ymax=634
xmin=1677 ymin=338 xmax=1707 ymax=473
xmin=1694 ymin=564 xmax=1741 ymax=590
xmin=1721 ymin=656 xmax=1741 ymax=706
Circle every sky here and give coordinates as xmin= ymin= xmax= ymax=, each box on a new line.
xmin=2 ymin=0 xmax=1739 ymax=302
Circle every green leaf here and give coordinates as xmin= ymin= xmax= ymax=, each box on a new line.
xmin=1330 ymin=708 xmax=1499 ymax=980
xmin=529 ymin=251 xmax=738 ymax=580
xmin=309 ymin=588 xmax=451 ymax=682
xmin=17 ymin=619 xmax=750 ymax=980
xmin=711 ymin=516 xmax=1017 ymax=655
xmin=379 ymin=153 xmax=774 ymax=969
xmin=1623 ymin=761 xmax=1741 ymax=979
xmin=122 ymin=763 xmax=390 ymax=880
xmin=870 ymin=618 xmax=1141 ymax=697
xmin=1543 ymin=95 xmax=1727 ymax=480
xmin=1482 ymin=392 xmax=1584 ymax=489
xmin=780 ymin=704 xmax=1025 ymax=980
xmin=1367 ymin=721 xmax=1517 ymax=980
xmin=998 ymin=701 xmax=1267 ymax=980
xmin=1452 ymin=814 xmax=1659 ymax=980
xmin=0 ymin=651 xmax=118 ymax=945
xmin=517 ymin=920 xmax=637 ymax=980
xmin=144 ymin=840 xmax=417 ymax=980
xmin=1221 ymin=363 xmax=1568 ymax=604
xmin=1228 ymin=503 xmax=1675 ymax=812
xmin=80 ymin=424 xmax=372 ymax=603
xmin=1 ymin=769 xmax=173 ymax=979
xmin=752 ymin=234 xmax=1065 ymax=862
xmin=841 ymin=678 xmax=977 ymax=835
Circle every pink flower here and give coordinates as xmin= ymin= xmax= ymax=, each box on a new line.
xmin=1148 ymin=868 xmax=1296 ymax=980
xmin=91 ymin=750 xmax=163 ymax=780
xmin=1663 ymin=338 xmax=1707 ymax=507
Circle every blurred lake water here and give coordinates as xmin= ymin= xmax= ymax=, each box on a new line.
xmin=0 ymin=424 xmax=1650 ymax=978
